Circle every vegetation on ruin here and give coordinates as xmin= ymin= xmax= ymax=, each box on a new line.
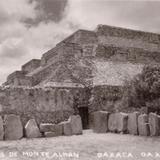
xmin=121 ymin=65 xmax=160 ymax=110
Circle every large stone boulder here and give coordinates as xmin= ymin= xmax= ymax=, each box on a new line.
xmin=92 ymin=111 xmax=109 ymax=133
xmin=40 ymin=123 xmax=55 ymax=132
xmin=149 ymin=113 xmax=160 ymax=136
xmin=0 ymin=116 xmax=4 ymax=140
xmin=4 ymin=114 xmax=23 ymax=140
xmin=69 ymin=115 xmax=83 ymax=135
xmin=25 ymin=119 xmax=42 ymax=138
xmin=127 ymin=112 xmax=140 ymax=135
xmin=138 ymin=114 xmax=150 ymax=136
xmin=117 ymin=112 xmax=128 ymax=133
xmin=108 ymin=113 xmax=118 ymax=132
xmin=60 ymin=121 xmax=72 ymax=136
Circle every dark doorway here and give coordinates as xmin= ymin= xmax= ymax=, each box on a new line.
xmin=78 ymin=107 xmax=89 ymax=129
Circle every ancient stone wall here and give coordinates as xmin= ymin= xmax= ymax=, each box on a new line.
xmin=6 ymin=25 xmax=160 ymax=87
xmin=5 ymin=24 xmax=160 ymax=103
xmin=96 ymin=25 xmax=160 ymax=61
xmin=7 ymin=71 xmax=26 ymax=83
xmin=0 ymin=86 xmax=76 ymax=125
xmin=27 ymin=62 xmax=60 ymax=86
xmin=1 ymin=85 xmax=125 ymax=131
xmin=97 ymin=36 xmax=160 ymax=53
xmin=22 ymin=59 xmax=41 ymax=73
xmin=41 ymin=29 xmax=97 ymax=66
xmin=96 ymin=25 xmax=160 ymax=44
xmin=90 ymin=85 xmax=123 ymax=113
xmin=6 ymin=71 xmax=33 ymax=86
xmin=56 ymin=29 xmax=97 ymax=46
xmin=95 ymin=45 xmax=160 ymax=64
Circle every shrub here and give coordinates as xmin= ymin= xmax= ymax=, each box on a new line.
xmin=121 ymin=65 xmax=160 ymax=109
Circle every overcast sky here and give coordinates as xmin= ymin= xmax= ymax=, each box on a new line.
xmin=1 ymin=0 xmax=160 ymax=84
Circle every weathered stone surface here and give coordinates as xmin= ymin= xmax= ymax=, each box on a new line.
xmin=25 ymin=119 xmax=42 ymax=138
xmin=40 ymin=123 xmax=55 ymax=132
xmin=92 ymin=111 xmax=109 ymax=133
xmin=127 ymin=112 xmax=140 ymax=135
xmin=4 ymin=114 xmax=23 ymax=140
xmin=0 ymin=87 xmax=75 ymax=126
xmin=117 ymin=112 xmax=128 ymax=133
xmin=108 ymin=113 xmax=118 ymax=132
xmin=0 ymin=116 xmax=4 ymax=140
xmin=40 ymin=123 xmax=63 ymax=136
xmin=44 ymin=132 xmax=57 ymax=137
xmin=138 ymin=114 xmax=150 ymax=136
xmin=60 ymin=121 xmax=72 ymax=136
xmin=69 ymin=115 xmax=83 ymax=135
xmin=149 ymin=113 xmax=160 ymax=136
xmin=56 ymin=123 xmax=63 ymax=135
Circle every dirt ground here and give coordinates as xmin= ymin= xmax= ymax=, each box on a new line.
xmin=0 ymin=130 xmax=160 ymax=160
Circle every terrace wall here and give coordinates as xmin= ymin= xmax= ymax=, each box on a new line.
xmin=22 ymin=59 xmax=41 ymax=73
xmin=0 ymin=86 xmax=88 ymax=125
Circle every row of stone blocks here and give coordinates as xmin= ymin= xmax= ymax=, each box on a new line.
xmin=92 ymin=111 xmax=160 ymax=136
xmin=0 ymin=114 xmax=83 ymax=140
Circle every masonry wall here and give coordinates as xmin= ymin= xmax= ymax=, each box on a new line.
xmin=56 ymin=30 xmax=97 ymax=46
xmin=5 ymin=25 xmax=160 ymax=87
xmin=22 ymin=59 xmax=41 ymax=73
xmin=96 ymin=25 xmax=160 ymax=44
xmin=0 ymin=87 xmax=74 ymax=125
xmin=6 ymin=71 xmax=33 ymax=86
xmin=90 ymin=85 xmax=123 ymax=113
xmin=0 ymin=85 xmax=123 ymax=126
xmin=95 ymin=44 xmax=160 ymax=64
xmin=96 ymin=25 xmax=160 ymax=61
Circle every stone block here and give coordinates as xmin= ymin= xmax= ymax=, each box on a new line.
xmin=0 ymin=116 xmax=4 ymax=140
xmin=88 ymin=113 xmax=94 ymax=129
xmin=44 ymin=132 xmax=57 ymax=137
xmin=127 ymin=112 xmax=140 ymax=135
xmin=4 ymin=114 xmax=23 ymax=140
xmin=40 ymin=123 xmax=55 ymax=132
xmin=108 ymin=113 xmax=118 ymax=132
xmin=69 ymin=115 xmax=83 ymax=135
xmin=54 ymin=123 xmax=63 ymax=136
xmin=149 ymin=113 xmax=160 ymax=136
xmin=60 ymin=121 xmax=72 ymax=136
xmin=117 ymin=112 xmax=128 ymax=133
xmin=25 ymin=119 xmax=42 ymax=138
xmin=40 ymin=123 xmax=63 ymax=136
xmin=92 ymin=111 xmax=109 ymax=133
xmin=138 ymin=114 xmax=150 ymax=136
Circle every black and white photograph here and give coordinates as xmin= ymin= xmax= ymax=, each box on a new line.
xmin=0 ymin=0 xmax=160 ymax=159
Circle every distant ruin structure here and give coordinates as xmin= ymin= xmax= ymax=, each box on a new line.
xmin=1 ymin=25 xmax=160 ymax=129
